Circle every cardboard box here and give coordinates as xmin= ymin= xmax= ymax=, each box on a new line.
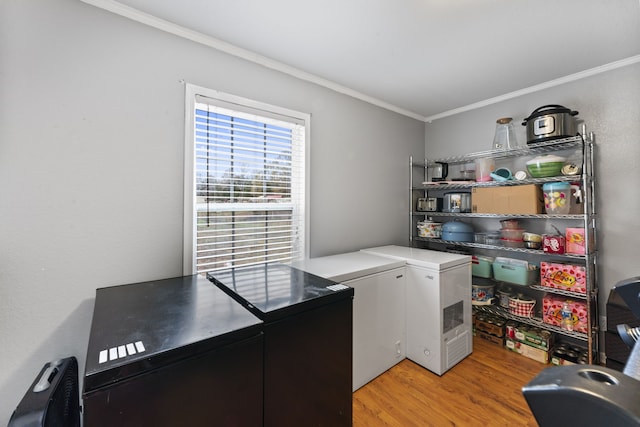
xmin=513 ymin=325 xmax=554 ymax=351
xmin=542 ymin=234 xmax=565 ymax=254
xmin=476 ymin=330 xmax=504 ymax=347
xmin=551 ymin=356 xmax=575 ymax=366
xmin=475 ymin=316 xmax=505 ymax=337
xmin=505 ymin=339 xmax=549 ymax=364
xmin=551 ymin=355 xmax=576 ymax=366
xmin=550 ymin=344 xmax=590 ymax=365
xmin=472 ymin=185 xmax=543 ymax=214
xmin=540 ymin=262 xmax=587 ymax=294
xmin=565 ymin=227 xmax=586 ymax=254
xmin=542 ymin=295 xmax=589 ymax=333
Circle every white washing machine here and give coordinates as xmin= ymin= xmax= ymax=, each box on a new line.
xmin=360 ymin=245 xmax=472 ymax=375
xmin=291 ymin=252 xmax=406 ymax=390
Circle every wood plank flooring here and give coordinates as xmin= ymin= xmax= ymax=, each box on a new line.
xmin=353 ymin=336 xmax=547 ymax=427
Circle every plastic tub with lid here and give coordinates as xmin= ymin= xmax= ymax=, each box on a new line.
xmin=543 ymin=182 xmax=571 ymax=214
xmin=472 ymin=255 xmax=494 ymax=278
xmin=500 ymin=238 xmax=525 ymax=248
xmin=441 ymin=221 xmax=474 ymax=242
xmin=500 ymin=228 xmax=525 ymax=240
xmin=500 ymin=219 xmax=521 ymax=229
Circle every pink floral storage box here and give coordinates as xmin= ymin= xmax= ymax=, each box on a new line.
xmin=565 ymin=227 xmax=586 ymax=255
xmin=542 ymin=295 xmax=588 ymax=333
xmin=540 ymin=262 xmax=587 ymax=294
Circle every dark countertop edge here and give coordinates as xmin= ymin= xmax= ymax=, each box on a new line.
xmin=83 ymin=322 xmax=263 ymax=394
xmin=207 ymin=271 xmax=354 ymax=322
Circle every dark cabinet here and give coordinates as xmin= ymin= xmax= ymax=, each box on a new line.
xmin=84 ymin=335 xmax=264 ymax=426
xmin=83 ymin=275 xmax=264 ymax=426
xmin=209 ymin=264 xmax=354 ymax=427
xmin=84 ymin=267 xmax=354 ymax=427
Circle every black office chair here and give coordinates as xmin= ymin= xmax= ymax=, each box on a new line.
xmin=522 ymin=277 xmax=640 ymax=426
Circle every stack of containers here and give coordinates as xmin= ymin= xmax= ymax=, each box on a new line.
xmin=499 ymin=219 xmax=524 ymax=247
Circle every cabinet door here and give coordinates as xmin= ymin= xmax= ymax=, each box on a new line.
xmin=344 ymin=267 xmax=406 ymax=391
xmin=83 ymin=334 xmax=264 ymax=427
xmin=263 ymin=298 xmax=352 ymax=427
xmin=405 ymin=264 xmax=472 ymax=375
xmin=405 ymin=265 xmax=442 ymax=371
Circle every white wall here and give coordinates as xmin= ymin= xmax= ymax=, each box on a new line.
xmin=0 ymin=0 xmax=424 ymax=423
xmin=425 ymin=61 xmax=640 ymax=321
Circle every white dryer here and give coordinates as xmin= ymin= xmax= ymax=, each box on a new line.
xmin=360 ymin=245 xmax=472 ymax=375
xmin=291 ymin=252 xmax=406 ymax=390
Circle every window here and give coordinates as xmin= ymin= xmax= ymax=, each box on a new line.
xmin=184 ymin=85 xmax=308 ymax=275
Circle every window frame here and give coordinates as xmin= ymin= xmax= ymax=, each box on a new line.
xmin=183 ymin=83 xmax=310 ymax=275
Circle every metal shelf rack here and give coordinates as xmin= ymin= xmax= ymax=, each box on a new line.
xmin=409 ymin=133 xmax=599 ymax=363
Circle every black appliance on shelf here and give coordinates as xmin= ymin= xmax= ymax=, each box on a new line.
xmin=208 ymin=263 xmax=354 ymax=427
xmin=9 ymin=357 xmax=80 ymax=427
xmin=83 ymin=275 xmax=264 ymax=427
xmin=523 ymin=277 xmax=640 ymax=426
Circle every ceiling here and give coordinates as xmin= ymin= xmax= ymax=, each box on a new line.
xmin=88 ymin=0 xmax=640 ymax=120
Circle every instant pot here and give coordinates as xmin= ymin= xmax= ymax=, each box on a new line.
xmin=522 ymin=105 xmax=579 ymax=144
xmin=442 ymin=192 xmax=471 ymax=213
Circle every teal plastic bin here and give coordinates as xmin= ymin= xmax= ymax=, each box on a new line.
xmin=493 ymin=258 xmax=538 ymax=286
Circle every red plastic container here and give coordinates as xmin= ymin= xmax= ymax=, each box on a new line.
xmin=500 ymin=228 xmax=525 ymax=240
xmin=500 ymin=238 xmax=524 ymax=248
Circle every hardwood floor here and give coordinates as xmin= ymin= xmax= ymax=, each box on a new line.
xmin=353 ymin=336 xmax=547 ymax=426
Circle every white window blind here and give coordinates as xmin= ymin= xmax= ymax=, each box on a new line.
xmin=184 ymin=86 xmax=308 ymax=275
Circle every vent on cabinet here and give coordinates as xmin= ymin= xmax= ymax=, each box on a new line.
xmin=446 ymin=331 xmax=470 ymax=369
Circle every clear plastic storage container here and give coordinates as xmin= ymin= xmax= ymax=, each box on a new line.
xmin=542 ymin=182 xmax=571 ymax=215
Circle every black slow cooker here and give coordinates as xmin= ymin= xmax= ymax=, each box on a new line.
xmin=522 ymin=105 xmax=579 ymax=144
